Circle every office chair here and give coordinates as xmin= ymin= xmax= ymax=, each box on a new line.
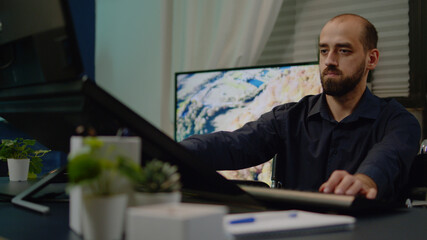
xmin=230 ymin=154 xmax=281 ymax=189
xmin=270 ymin=154 xmax=282 ymax=188
xmin=406 ymin=152 xmax=427 ymax=207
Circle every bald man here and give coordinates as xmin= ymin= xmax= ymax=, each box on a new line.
xmin=180 ymin=14 xmax=420 ymax=201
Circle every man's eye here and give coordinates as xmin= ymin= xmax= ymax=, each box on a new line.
xmin=340 ymin=49 xmax=351 ymax=54
xmin=320 ymin=49 xmax=328 ymax=54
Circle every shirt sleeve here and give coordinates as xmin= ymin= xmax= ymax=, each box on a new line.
xmin=356 ymin=104 xmax=421 ymax=200
xmin=179 ymin=106 xmax=287 ymax=171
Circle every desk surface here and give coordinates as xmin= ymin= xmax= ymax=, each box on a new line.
xmin=1 ymin=201 xmax=427 ymax=240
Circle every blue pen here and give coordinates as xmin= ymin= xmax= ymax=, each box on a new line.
xmin=229 ymin=217 xmax=256 ymax=224
xmin=229 ymin=211 xmax=298 ymax=225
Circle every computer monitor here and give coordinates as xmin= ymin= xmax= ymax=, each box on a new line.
xmin=0 ymin=0 xmax=84 ymax=89
xmin=2 ymin=79 xmax=262 ymax=213
xmin=0 ymin=0 xmax=87 ymax=177
xmin=175 ymin=63 xmax=322 ymax=184
xmin=0 ymin=0 xmax=258 ymax=213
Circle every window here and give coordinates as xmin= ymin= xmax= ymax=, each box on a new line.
xmin=257 ymin=0 xmax=410 ymax=98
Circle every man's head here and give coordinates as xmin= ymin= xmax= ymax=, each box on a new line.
xmin=318 ymin=14 xmax=379 ymax=97
xmin=330 ymin=14 xmax=378 ymax=51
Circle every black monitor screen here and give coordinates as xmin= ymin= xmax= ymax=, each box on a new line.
xmin=0 ymin=0 xmax=83 ymax=89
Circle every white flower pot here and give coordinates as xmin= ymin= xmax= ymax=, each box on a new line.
xmin=82 ymin=194 xmax=128 ymax=240
xmin=133 ymin=191 xmax=181 ymax=206
xmin=7 ymin=158 xmax=30 ymax=181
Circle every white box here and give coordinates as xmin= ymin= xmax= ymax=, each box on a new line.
xmin=126 ymin=203 xmax=228 ymax=240
xmin=69 ymin=136 xmax=141 ymax=235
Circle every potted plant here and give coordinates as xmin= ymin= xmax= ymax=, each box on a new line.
xmin=123 ymin=159 xmax=182 ymax=206
xmin=0 ymin=138 xmax=50 ymax=181
xmin=68 ymin=137 xmax=137 ymax=240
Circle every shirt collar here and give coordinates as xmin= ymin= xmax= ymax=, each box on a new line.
xmin=308 ymin=94 xmax=325 ymax=119
xmin=307 ymin=88 xmax=381 ymax=122
xmin=350 ymin=87 xmax=380 ymax=120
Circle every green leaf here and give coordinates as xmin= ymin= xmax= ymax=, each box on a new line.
xmin=22 ymin=139 xmax=36 ymax=146
xmin=67 ymin=153 xmax=102 ymax=184
xmin=28 ymin=172 xmax=37 ymax=179
xmin=83 ymin=137 xmax=104 ymax=149
xmin=133 ymin=159 xmax=181 ymax=193
xmin=30 ymin=157 xmax=43 ymax=174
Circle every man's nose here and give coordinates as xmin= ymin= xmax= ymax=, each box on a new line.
xmin=325 ymin=52 xmax=338 ymax=66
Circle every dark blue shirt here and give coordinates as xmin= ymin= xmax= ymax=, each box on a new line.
xmin=180 ymin=88 xmax=421 ymax=200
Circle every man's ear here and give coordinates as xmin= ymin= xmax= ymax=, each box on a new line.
xmin=367 ymin=49 xmax=379 ymax=70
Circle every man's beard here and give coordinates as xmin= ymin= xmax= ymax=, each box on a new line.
xmin=320 ymin=61 xmax=366 ymax=97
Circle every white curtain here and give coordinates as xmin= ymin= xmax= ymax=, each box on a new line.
xmin=171 ymin=0 xmax=284 ymax=73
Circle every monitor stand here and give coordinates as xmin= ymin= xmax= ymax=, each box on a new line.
xmin=11 ymin=166 xmax=67 ymax=214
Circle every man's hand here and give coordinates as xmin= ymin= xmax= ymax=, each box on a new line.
xmin=318 ymin=170 xmax=377 ymax=199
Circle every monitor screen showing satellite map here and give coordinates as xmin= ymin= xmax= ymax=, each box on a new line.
xmin=175 ymin=63 xmax=322 ymax=184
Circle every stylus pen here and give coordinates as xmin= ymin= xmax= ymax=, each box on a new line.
xmin=229 ymin=217 xmax=256 ymax=224
xmin=229 ymin=212 xmax=298 ymax=224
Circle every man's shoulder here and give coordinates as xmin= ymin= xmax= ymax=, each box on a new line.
xmin=376 ymin=97 xmax=420 ymax=126
xmin=378 ymin=96 xmax=411 ymax=114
